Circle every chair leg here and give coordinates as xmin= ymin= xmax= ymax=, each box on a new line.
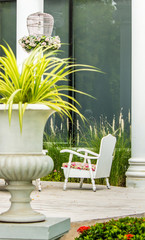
xmin=91 ymin=178 xmax=96 ymax=192
xmin=36 ymin=178 xmax=41 ymax=192
xmin=80 ymin=178 xmax=84 ymax=188
xmin=63 ymin=153 xmax=73 ymax=191
xmin=63 ymin=177 xmax=68 ymax=191
xmin=88 ymin=159 xmax=96 ymax=192
xmin=5 ymin=180 xmax=8 ymax=185
xmin=106 ymin=178 xmax=110 ymax=189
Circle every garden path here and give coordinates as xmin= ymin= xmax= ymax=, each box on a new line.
xmin=0 ymin=180 xmax=145 ymax=239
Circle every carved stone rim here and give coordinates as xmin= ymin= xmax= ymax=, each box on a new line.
xmin=0 ymin=104 xmax=54 ymax=111
xmin=0 ymin=155 xmax=54 ymax=181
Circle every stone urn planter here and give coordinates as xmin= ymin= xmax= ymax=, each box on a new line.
xmin=0 ymin=104 xmax=55 ymax=223
xmin=0 ymin=43 xmax=98 ymax=228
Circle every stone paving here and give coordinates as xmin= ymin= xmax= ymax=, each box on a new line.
xmin=0 ymin=180 xmax=145 ymax=239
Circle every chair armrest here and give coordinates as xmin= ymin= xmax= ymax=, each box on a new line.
xmin=42 ymin=149 xmax=48 ymax=155
xmin=60 ymin=149 xmax=98 ymax=159
xmin=77 ymin=148 xmax=99 ymax=157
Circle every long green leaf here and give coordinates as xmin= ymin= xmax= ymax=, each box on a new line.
xmin=0 ymin=43 xmax=102 ymax=131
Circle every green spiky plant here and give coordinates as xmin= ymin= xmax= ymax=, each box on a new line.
xmin=0 ymin=44 xmax=100 ymax=131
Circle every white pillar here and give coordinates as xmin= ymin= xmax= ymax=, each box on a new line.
xmin=16 ymin=0 xmax=44 ymax=67
xmin=126 ymin=0 xmax=145 ymax=188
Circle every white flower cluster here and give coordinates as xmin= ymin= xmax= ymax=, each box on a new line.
xmin=19 ymin=35 xmax=61 ymax=53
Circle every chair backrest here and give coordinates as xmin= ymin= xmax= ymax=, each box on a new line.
xmin=95 ymin=134 xmax=116 ymax=178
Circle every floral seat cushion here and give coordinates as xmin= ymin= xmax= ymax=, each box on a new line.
xmin=62 ymin=162 xmax=96 ymax=171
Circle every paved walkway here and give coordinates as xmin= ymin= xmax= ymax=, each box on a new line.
xmin=0 ymin=180 xmax=145 ymax=239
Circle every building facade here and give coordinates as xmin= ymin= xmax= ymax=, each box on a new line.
xmin=5 ymin=1 xmax=145 ymax=188
xmin=0 ymin=0 xmax=131 ymax=125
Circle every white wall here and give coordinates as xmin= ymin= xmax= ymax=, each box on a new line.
xmin=16 ymin=0 xmax=44 ymax=67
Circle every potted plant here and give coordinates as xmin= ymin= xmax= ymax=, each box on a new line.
xmin=0 ymin=44 xmax=100 ymax=223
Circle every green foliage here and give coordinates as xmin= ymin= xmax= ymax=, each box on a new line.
xmin=75 ymin=217 xmax=145 ymax=240
xmin=41 ymin=169 xmax=63 ymax=182
xmin=0 ymin=43 xmax=100 ymax=131
xmin=111 ymin=140 xmax=130 ymax=187
xmin=44 ymin=142 xmax=65 ymax=176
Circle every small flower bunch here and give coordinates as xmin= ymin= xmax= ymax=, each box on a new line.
xmin=77 ymin=226 xmax=90 ymax=234
xmin=19 ymin=35 xmax=61 ymax=53
xmin=124 ymin=234 xmax=134 ymax=240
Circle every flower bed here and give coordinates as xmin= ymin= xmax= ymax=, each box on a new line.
xmin=75 ymin=217 xmax=145 ymax=239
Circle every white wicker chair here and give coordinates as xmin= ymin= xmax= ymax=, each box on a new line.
xmin=61 ymin=134 xmax=116 ymax=192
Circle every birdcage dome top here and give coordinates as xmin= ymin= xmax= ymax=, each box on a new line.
xmin=27 ymin=12 xmax=54 ymax=37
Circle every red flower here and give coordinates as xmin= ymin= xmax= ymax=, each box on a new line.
xmin=72 ymin=163 xmax=76 ymax=166
xmin=125 ymin=234 xmax=134 ymax=240
xmin=85 ymin=164 xmax=89 ymax=168
xmin=77 ymin=226 xmax=90 ymax=233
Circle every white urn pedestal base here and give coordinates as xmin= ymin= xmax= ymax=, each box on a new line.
xmin=0 ymin=217 xmax=70 ymax=240
xmin=0 ymin=181 xmax=45 ymax=223
xmin=0 ymin=154 xmax=54 ymax=223
xmin=126 ymin=158 xmax=145 ymax=188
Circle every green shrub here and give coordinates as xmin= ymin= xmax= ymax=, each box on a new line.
xmin=42 ymin=141 xmax=65 ymax=182
xmin=110 ymin=147 xmax=130 ymax=187
xmin=41 ymin=169 xmax=63 ymax=182
xmin=75 ymin=217 xmax=145 ymax=240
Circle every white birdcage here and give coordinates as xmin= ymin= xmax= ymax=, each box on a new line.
xmin=27 ymin=12 xmax=54 ymax=36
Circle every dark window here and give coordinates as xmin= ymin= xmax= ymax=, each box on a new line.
xmin=44 ymin=0 xmax=131 ymax=139
xmin=0 ymin=0 xmax=16 ymax=55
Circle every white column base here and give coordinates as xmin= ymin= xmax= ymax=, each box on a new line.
xmin=126 ymin=158 xmax=145 ymax=188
